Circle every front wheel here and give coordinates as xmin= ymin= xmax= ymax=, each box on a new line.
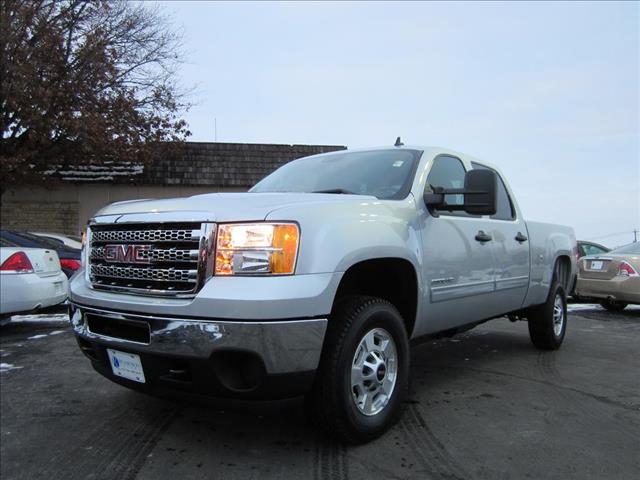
xmin=600 ymin=300 xmax=628 ymax=312
xmin=307 ymin=296 xmax=409 ymax=444
xmin=528 ymin=282 xmax=567 ymax=350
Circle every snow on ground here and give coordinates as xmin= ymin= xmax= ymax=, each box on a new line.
xmin=568 ymin=303 xmax=602 ymax=312
xmin=568 ymin=303 xmax=640 ymax=312
xmin=0 ymin=363 xmax=23 ymax=373
xmin=7 ymin=313 xmax=69 ymax=324
xmin=25 ymin=330 xmax=68 ymax=340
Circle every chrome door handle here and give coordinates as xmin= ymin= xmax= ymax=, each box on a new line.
xmin=475 ymin=230 xmax=492 ymax=242
xmin=515 ymin=232 xmax=528 ymax=243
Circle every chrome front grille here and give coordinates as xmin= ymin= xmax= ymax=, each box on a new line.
xmin=90 ymin=265 xmax=197 ymax=282
xmin=91 ymin=228 xmax=200 ymax=243
xmin=88 ymin=222 xmax=216 ymax=297
xmin=91 ymin=247 xmax=199 ymax=262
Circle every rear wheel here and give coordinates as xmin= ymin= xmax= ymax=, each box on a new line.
xmin=307 ymin=295 xmax=409 ymax=444
xmin=528 ymin=281 xmax=567 ymax=350
xmin=600 ymin=300 xmax=628 ymax=312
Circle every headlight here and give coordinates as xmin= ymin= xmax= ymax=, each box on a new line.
xmin=215 ymin=223 xmax=299 ymax=275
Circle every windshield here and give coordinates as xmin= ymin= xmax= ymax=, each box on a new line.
xmin=611 ymin=242 xmax=640 ymax=255
xmin=251 ymin=149 xmax=421 ymax=200
xmin=0 ymin=230 xmax=79 ymax=252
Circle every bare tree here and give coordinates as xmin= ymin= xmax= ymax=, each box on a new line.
xmin=0 ymin=0 xmax=191 ymax=191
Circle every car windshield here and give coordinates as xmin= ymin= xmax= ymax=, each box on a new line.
xmin=610 ymin=243 xmax=640 ymax=255
xmin=250 ymin=149 xmax=422 ymax=200
xmin=0 ymin=231 xmax=78 ymax=251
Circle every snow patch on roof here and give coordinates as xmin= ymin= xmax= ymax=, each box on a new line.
xmin=44 ymin=161 xmax=144 ymax=182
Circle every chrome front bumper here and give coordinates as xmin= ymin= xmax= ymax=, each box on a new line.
xmin=69 ymin=303 xmax=327 ymax=375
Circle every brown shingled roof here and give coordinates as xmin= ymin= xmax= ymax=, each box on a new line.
xmin=51 ymin=142 xmax=346 ymax=187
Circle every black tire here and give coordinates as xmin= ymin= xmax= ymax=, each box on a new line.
xmin=600 ymin=300 xmax=628 ymax=312
xmin=307 ymin=295 xmax=410 ymax=444
xmin=528 ymin=281 xmax=567 ymax=350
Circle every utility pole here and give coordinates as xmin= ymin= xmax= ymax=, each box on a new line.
xmin=634 ymin=229 xmax=638 ymax=243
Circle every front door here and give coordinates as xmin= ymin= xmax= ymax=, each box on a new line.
xmin=418 ymin=155 xmax=499 ymax=335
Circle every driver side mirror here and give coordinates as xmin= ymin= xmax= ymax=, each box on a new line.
xmin=424 ymin=169 xmax=497 ymax=216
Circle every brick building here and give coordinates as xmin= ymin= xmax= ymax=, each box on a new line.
xmin=0 ymin=142 xmax=345 ymax=235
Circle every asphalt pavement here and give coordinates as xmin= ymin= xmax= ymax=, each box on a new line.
xmin=1 ymin=305 xmax=639 ymax=480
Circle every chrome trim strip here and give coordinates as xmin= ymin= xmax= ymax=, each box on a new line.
xmin=431 ymin=277 xmax=455 ymax=286
xmin=495 ymin=275 xmax=530 ymax=291
xmin=430 ymin=279 xmax=495 ymax=303
xmin=73 ymin=304 xmax=322 ymax=325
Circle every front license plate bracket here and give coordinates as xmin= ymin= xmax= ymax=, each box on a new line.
xmin=107 ymin=348 xmax=146 ymax=383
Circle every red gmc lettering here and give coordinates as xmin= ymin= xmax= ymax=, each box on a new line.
xmin=104 ymin=245 xmax=151 ymax=264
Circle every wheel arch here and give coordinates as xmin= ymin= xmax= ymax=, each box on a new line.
xmin=553 ymin=254 xmax=572 ymax=292
xmin=332 ymin=257 xmax=419 ymax=338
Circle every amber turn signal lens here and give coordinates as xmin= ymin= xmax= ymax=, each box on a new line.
xmin=269 ymin=224 xmax=299 ymax=275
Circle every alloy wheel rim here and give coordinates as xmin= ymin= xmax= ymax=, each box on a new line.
xmin=351 ymin=328 xmax=398 ymax=416
xmin=553 ymin=294 xmax=565 ymax=337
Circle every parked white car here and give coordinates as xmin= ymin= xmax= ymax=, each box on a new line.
xmin=0 ymin=247 xmax=69 ymax=318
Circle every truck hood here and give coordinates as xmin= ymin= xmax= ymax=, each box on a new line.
xmin=93 ymin=192 xmax=377 ymax=223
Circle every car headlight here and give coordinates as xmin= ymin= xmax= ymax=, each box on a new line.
xmin=215 ymin=223 xmax=299 ymax=275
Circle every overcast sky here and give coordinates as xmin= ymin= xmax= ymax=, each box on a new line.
xmin=163 ymin=1 xmax=639 ymax=248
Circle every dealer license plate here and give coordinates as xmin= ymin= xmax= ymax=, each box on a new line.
xmin=107 ymin=349 xmax=146 ymax=383
xmin=590 ymin=260 xmax=604 ymax=270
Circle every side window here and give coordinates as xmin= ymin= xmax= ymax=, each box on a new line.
xmin=472 ymin=162 xmax=515 ymax=220
xmin=426 ymin=155 xmax=467 ymax=212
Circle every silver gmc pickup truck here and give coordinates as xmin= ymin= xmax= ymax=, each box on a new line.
xmin=69 ymin=145 xmax=577 ymax=443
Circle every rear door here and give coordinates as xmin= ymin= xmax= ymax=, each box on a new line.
xmin=472 ymin=163 xmax=530 ymax=312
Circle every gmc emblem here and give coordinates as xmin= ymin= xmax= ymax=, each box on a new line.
xmin=104 ymin=244 xmax=151 ymax=264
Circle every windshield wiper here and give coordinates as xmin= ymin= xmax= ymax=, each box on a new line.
xmin=311 ymin=188 xmax=356 ymax=195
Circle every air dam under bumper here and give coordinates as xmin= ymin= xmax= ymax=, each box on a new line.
xmin=69 ymin=304 xmax=327 ymax=399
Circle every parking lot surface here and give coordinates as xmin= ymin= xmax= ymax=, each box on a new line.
xmin=1 ymin=305 xmax=639 ymax=480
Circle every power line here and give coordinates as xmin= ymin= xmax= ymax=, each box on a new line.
xmin=588 ymin=231 xmax=634 ymax=240
xmin=587 ymin=229 xmax=640 ymax=242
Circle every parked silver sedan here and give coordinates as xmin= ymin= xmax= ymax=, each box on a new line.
xmin=575 ymin=242 xmax=640 ymax=311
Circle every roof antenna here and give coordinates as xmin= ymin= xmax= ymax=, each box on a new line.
xmin=394 ymin=136 xmax=404 ymax=147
